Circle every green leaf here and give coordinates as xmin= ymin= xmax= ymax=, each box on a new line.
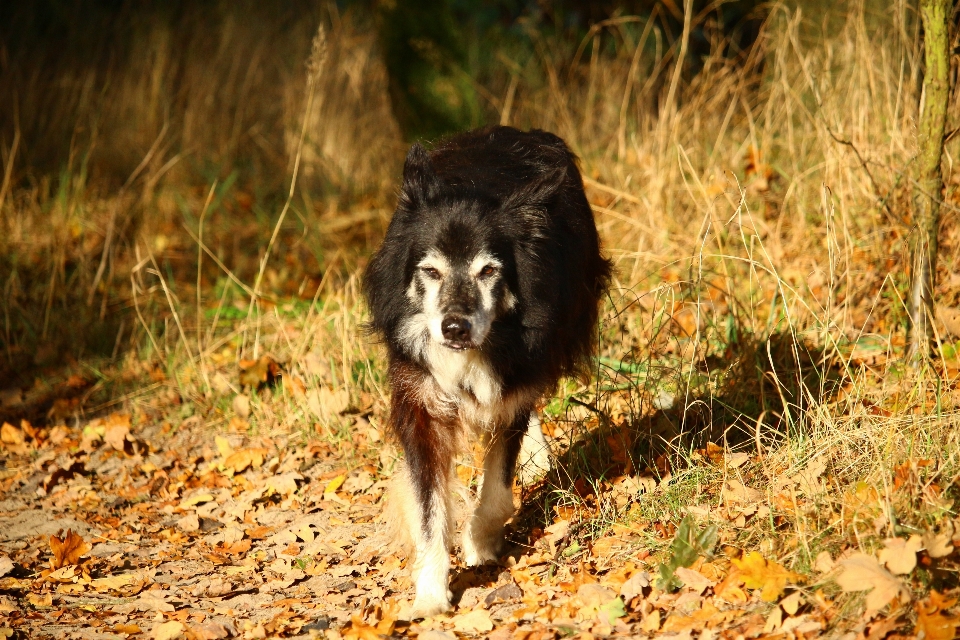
xmin=602 ymin=596 xmax=627 ymax=625
xmin=655 ymin=515 xmax=718 ymax=591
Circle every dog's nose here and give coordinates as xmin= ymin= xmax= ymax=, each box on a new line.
xmin=441 ymin=316 xmax=472 ymax=342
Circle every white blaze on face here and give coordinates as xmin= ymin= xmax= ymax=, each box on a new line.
xmin=406 ymin=248 xmax=515 ymax=350
xmin=468 ymin=252 xmax=502 ymax=346
xmin=409 ymin=250 xmax=451 ymax=344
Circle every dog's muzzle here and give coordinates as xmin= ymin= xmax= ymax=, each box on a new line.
xmin=441 ymin=315 xmax=473 ymax=349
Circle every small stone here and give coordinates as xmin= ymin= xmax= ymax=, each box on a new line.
xmin=484 ymin=582 xmax=522 ymax=606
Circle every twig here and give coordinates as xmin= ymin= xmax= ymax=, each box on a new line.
xmin=0 ymin=126 xmax=20 ymax=215
xmin=822 ymin=126 xmax=910 ymax=227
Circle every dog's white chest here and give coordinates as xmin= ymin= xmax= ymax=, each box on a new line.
xmin=424 ymin=346 xmax=504 ymax=427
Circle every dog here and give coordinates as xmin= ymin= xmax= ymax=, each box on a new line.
xmin=363 ymin=126 xmax=611 ymax=618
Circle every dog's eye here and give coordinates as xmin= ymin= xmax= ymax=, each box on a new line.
xmin=420 ymin=266 xmax=442 ymax=280
xmin=479 ymin=265 xmax=498 ymax=278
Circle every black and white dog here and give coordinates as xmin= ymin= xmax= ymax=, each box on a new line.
xmin=363 ymin=126 xmax=611 ymax=617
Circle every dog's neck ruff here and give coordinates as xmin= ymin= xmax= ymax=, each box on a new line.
xmin=425 ymin=342 xmax=498 ymax=404
xmin=419 ymin=342 xmax=540 ymax=434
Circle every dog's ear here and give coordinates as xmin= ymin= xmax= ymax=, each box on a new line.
xmin=500 ymin=166 xmax=567 ymax=221
xmin=400 ymin=143 xmax=443 ymax=208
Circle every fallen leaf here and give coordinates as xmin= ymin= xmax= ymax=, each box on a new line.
xmin=26 ymin=593 xmax=52 ymax=607
xmin=47 ymin=565 xmax=79 ymax=582
xmin=836 ymin=553 xmax=906 ymax=617
xmin=239 ymin=356 xmax=280 ymax=389
xmin=722 ymin=479 xmax=761 ymax=505
xmin=343 ymin=471 xmax=375 ymax=494
xmin=576 ymin=583 xmax=617 ymax=608
xmin=267 ymin=472 xmax=302 ymax=497
xmin=661 ymin=601 xmax=734 ymax=632
xmin=601 ymin=597 xmax=627 ymax=625
xmin=42 ymin=459 xmax=86 ymax=493
xmin=619 ymin=571 xmax=650 ymax=605
xmin=214 ymin=436 xmax=233 ymax=459
xmin=223 ymin=447 xmax=267 ymax=473
xmin=615 ymin=475 xmax=657 ymax=496
xmin=190 ymin=578 xmax=233 ymax=598
xmin=814 ymin=550 xmax=835 ymax=573
xmin=232 ymin=394 xmax=251 ymax=419
xmin=307 ymin=386 xmax=349 ymax=420
xmin=731 ymin=552 xmax=800 ymax=602
xmin=152 ymin=620 xmax=184 ymax=640
xmin=641 ymin=609 xmax=661 ymax=632
xmin=725 ymin=452 xmax=750 ymax=468
xmin=452 ymin=609 xmax=494 ymax=633
xmin=180 ymin=492 xmax=215 ymax=508
xmin=177 ymin=513 xmax=200 ymax=533
xmin=916 ymin=591 xmax=960 ymax=640
xmin=138 ymin=592 xmax=175 ymax=613
xmin=0 ymin=423 xmax=24 ymax=445
xmin=791 ymin=458 xmax=827 ymax=497
xmin=924 ymin=525 xmax=955 ymax=559
xmin=879 ymin=535 xmax=923 ymax=575
xmin=714 ymin=569 xmax=748 ymax=603
xmin=323 ymin=474 xmax=346 ymax=495
xmin=90 ymin=571 xmax=151 ymax=594
xmin=674 ymin=566 xmax=713 ymax=593
xmin=864 ymin=617 xmax=901 ymax=640
xmin=781 ymin=591 xmax=803 ymax=616
xmin=188 ymin=621 xmax=232 ymax=639
xmin=102 ymin=414 xmax=132 ymax=451
xmin=764 ymin=606 xmax=783 ymax=633
xmin=0 ymin=556 xmax=12 ymax=578
xmin=49 ymin=529 xmax=91 ymax=569
xmin=341 ymin=603 xmax=397 ymax=640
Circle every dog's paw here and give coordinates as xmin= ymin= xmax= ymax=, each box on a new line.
xmin=403 ymin=590 xmax=453 ymax=620
xmin=461 ymin=531 xmax=502 ymax=566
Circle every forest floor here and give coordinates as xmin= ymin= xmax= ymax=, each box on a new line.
xmin=2 ymin=338 xmax=960 ymax=640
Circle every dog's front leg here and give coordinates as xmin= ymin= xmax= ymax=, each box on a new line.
xmin=393 ymin=390 xmax=454 ymax=618
xmin=462 ymin=410 xmax=527 ymax=566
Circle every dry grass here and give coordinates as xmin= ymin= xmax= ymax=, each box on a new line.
xmin=3 ymin=0 xmax=960 ymax=628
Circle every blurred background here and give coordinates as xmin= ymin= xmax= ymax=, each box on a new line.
xmin=0 ymin=0 xmax=770 ymax=375
xmin=0 ymin=0 xmax=949 ymax=439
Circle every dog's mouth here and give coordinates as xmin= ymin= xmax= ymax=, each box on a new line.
xmin=442 ymin=339 xmax=475 ymax=351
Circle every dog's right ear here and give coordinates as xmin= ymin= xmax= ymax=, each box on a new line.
xmin=400 ymin=143 xmax=442 ymax=209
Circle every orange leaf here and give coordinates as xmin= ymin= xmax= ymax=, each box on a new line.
xmin=917 ymin=591 xmax=960 ymax=640
xmin=49 ymin=529 xmax=91 ymax=570
xmin=731 ymin=552 xmax=800 ymax=602
xmin=223 ymin=447 xmax=267 ymax=473
xmin=917 ymin=610 xmax=960 ymax=640
xmin=0 ymin=423 xmax=24 ymax=445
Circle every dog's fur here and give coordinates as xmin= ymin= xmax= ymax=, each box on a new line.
xmin=363 ymin=126 xmax=611 ymax=617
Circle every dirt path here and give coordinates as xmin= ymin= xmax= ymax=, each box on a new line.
xmin=1 ymin=404 xmax=898 ymax=639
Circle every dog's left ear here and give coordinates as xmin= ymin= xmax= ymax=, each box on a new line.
xmin=400 ymin=143 xmax=443 ymax=208
xmin=500 ymin=166 xmax=567 ymax=218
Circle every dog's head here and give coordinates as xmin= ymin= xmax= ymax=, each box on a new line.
xmin=365 ymin=139 xmax=567 ymax=359
xmin=398 ymin=143 xmax=524 ymax=352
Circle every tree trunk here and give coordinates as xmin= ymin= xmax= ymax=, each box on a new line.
xmin=907 ymin=0 xmax=951 ymax=364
